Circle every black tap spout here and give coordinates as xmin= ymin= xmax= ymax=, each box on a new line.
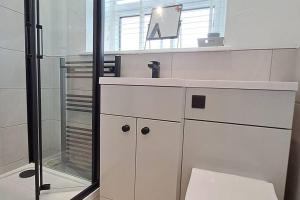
xmin=148 ymin=61 xmax=160 ymax=78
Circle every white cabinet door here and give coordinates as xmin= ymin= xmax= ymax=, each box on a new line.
xmin=100 ymin=114 xmax=136 ymax=200
xmin=135 ymin=119 xmax=183 ymax=200
xmin=181 ymin=120 xmax=291 ymax=200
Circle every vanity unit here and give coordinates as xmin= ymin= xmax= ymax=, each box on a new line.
xmin=99 ymin=78 xmax=297 ymax=200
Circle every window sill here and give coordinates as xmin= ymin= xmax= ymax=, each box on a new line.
xmin=81 ymin=46 xmax=232 ymax=56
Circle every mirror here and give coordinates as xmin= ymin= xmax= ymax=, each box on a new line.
xmin=146 ymin=5 xmax=182 ymax=40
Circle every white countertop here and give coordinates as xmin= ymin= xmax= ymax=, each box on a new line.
xmin=99 ymin=77 xmax=298 ymax=91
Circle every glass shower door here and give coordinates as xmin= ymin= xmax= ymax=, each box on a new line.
xmin=35 ymin=0 xmax=100 ymax=198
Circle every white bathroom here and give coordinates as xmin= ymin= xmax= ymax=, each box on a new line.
xmin=0 ymin=0 xmax=300 ymax=200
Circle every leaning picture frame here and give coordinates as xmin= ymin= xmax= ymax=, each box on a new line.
xmin=146 ymin=4 xmax=182 ymax=40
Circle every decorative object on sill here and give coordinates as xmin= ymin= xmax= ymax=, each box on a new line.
xmin=145 ymin=4 xmax=182 ymax=50
xmin=198 ymin=32 xmax=224 ymax=47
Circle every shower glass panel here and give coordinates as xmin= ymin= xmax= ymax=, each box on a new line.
xmin=38 ymin=0 xmax=95 ymax=197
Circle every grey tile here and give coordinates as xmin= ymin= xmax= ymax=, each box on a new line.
xmin=0 ymin=0 xmax=24 ymax=13
xmin=41 ymin=56 xmax=61 ymax=89
xmin=0 ymin=48 xmax=25 ymax=88
xmin=65 ymin=0 xmax=87 ymax=56
xmin=41 ymin=88 xmax=61 ymax=121
xmin=39 ymin=0 xmax=68 ymax=56
xmin=0 ymin=89 xmax=27 ymax=127
xmin=0 ymin=6 xmax=24 ymax=51
xmin=270 ymin=49 xmax=297 ymax=82
xmin=121 ymin=53 xmax=172 ymax=78
xmin=42 ymin=119 xmax=61 ymax=157
xmin=0 ymin=124 xmax=28 ymax=167
xmin=172 ymin=50 xmax=271 ymax=81
xmin=230 ymin=50 xmax=272 ymax=80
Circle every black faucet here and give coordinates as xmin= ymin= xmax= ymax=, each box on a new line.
xmin=148 ymin=61 xmax=160 ymax=78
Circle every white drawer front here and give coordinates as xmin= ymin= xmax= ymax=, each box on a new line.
xmin=101 ymin=85 xmax=185 ymax=122
xmin=185 ymin=88 xmax=295 ymax=129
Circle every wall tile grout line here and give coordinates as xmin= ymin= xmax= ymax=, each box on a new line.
xmin=268 ymin=49 xmax=274 ymax=81
xmin=0 ymin=46 xmax=25 ymax=53
xmin=171 ymin=53 xmax=174 ymax=78
xmin=0 ymin=88 xmax=26 ymax=90
xmin=0 ymin=4 xmax=24 ymax=15
xmin=0 ymin=122 xmax=27 ymax=129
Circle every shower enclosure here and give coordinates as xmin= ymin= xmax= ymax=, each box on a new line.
xmin=0 ymin=0 xmax=101 ymax=199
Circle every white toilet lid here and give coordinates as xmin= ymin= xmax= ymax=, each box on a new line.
xmin=185 ymin=168 xmax=278 ymax=200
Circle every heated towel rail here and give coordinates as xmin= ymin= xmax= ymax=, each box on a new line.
xmin=59 ymin=56 xmax=121 ymax=179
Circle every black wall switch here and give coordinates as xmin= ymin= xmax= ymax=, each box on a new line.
xmin=192 ymin=95 xmax=206 ymax=109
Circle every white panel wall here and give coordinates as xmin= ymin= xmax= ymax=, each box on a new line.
xmin=0 ymin=2 xmax=28 ymax=174
xmin=225 ymin=0 xmax=300 ymax=49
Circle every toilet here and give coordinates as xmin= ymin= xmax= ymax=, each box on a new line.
xmin=185 ymin=168 xmax=278 ymax=200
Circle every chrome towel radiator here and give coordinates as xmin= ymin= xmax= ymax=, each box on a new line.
xmin=59 ymin=56 xmax=121 ymax=179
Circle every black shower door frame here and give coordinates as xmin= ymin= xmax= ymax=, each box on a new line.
xmin=24 ymin=0 xmax=103 ymax=199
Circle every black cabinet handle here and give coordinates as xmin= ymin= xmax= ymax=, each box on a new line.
xmin=122 ymin=125 xmax=130 ymax=132
xmin=141 ymin=127 xmax=150 ymax=135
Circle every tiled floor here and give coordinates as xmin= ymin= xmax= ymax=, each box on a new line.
xmin=0 ymin=164 xmax=90 ymax=200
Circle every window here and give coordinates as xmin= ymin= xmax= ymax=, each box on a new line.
xmin=86 ymin=0 xmax=227 ymax=52
xmin=120 ymin=8 xmax=211 ymax=50
xmin=180 ymin=9 xmax=210 ymax=48
xmin=120 ymin=16 xmax=141 ymax=50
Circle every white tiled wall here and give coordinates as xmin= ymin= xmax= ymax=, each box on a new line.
xmin=270 ymin=49 xmax=297 ymax=82
xmin=0 ymin=48 xmax=26 ymax=88
xmin=0 ymin=2 xmax=27 ymax=174
xmin=0 ymin=5 xmax=24 ymax=51
xmin=121 ymin=53 xmax=173 ymax=78
xmin=108 ymin=48 xmax=296 ymax=82
xmin=171 ymin=50 xmax=272 ymax=80
xmin=0 ymin=0 xmax=24 ymax=14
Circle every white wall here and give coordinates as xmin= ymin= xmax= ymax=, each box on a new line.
xmin=0 ymin=1 xmax=28 ymax=174
xmin=225 ymin=0 xmax=300 ymax=49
